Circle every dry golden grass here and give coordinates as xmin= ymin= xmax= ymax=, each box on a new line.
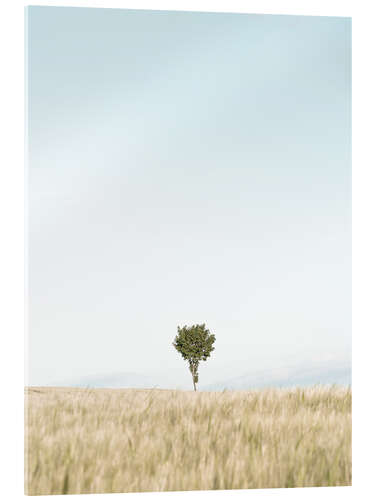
xmin=25 ymin=385 xmax=351 ymax=495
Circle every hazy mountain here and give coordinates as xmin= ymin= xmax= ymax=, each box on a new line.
xmin=57 ymin=372 xmax=170 ymax=389
xmin=51 ymin=358 xmax=351 ymax=391
xmin=202 ymin=359 xmax=351 ymax=391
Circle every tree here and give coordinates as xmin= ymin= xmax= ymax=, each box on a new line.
xmin=172 ymin=324 xmax=216 ymax=391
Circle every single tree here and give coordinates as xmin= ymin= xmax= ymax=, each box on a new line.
xmin=172 ymin=323 xmax=216 ymax=391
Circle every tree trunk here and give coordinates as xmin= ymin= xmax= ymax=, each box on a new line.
xmin=190 ymin=363 xmax=198 ymax=391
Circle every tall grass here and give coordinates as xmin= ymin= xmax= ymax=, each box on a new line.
xmin=25 ymin=385 xmax=351 ymax=495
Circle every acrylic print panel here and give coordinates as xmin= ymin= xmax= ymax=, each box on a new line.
xmin=25 ymin=6 xmax=352 ymax=496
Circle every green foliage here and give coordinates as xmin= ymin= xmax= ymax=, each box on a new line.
xmin=172 ymin=324 xmax=216 ymax=391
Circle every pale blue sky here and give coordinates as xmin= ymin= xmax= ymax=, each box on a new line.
xmin=26 ymin=7 xmax=351 ymax=388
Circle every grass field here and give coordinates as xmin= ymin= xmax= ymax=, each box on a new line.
xmin=25 ymin=385 xmax=351 ymax=495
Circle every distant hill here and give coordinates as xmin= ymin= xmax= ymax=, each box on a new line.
xmin=52 ymin=359 xmax=351 ymax=391
xmin=59 ymin=372 xmax=168 ymax=389
xmin=202 ymin=359 xmax=351 ymax=391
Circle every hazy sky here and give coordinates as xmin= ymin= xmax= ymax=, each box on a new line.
xmin=26 ymin=7 xmax=351 ymax=388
